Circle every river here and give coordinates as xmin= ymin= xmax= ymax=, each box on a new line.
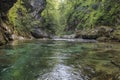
xmin=0 ymin=40 xmax=120 ymax=80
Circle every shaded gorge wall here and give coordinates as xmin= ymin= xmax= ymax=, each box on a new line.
xmin=0 ymin=0 xmax=47 ymax=45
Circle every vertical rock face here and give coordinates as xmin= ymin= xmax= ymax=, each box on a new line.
xmin=0 ymin=0 xmax=17 ymax=21
xmin=0 ymin=0 xmax=47 ymax=45
xmin=0 ymin=0 xmax=17 ymax=14
xmin=30 ymin=0 xmax=46 ymax=19
xmin=9 ymin=0 xmax=46 ymax=38
xmin=23 ymin=0 xmax=46 ymax=19
xmin=7 ymin=0 xmax=47 ymax=38
xmin=26 ymin=0 xmax=49 ymax=38
xmin=0 ymin=0 xmax=17 ymax=45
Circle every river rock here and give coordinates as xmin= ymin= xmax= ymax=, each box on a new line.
xmin=75 ymin=29 xmax=99 ymax=39
xmin=31 ymin=27 xmax=49 ymax=38
xmin=111 ymin=54 xmax=120 ymax=68
xmin=97 ymin=37 xmax=110 ymax=42
xmin=75 ymin=26 xmax=114 ymax=40
xmin=97 ymin=26 xmax=114 ymax=37
xmin=111 ymin=30 xmax=120 ymax=42
xmin=11 ymin=34 xmax=25 ymax=40
xmin=61 ymin=34 xmax=76 ymax=39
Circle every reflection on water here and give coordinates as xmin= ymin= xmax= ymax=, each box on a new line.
xmin=0 ymin=40 xmax=120 ymax=80
xmin=38 ymin=64 xmax=84 ymax=80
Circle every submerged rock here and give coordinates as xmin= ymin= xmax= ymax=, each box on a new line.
xmin=11 ymin=34 xmax=25 ymax=40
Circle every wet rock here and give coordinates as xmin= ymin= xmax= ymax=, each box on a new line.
xmin=111 ymin=55 xmax=120 ymax=68
xmin=61 ymin=34 xmax=76 ymax=39
xmin=4 ymin=31 xmax=13 ymax=41
xmin=0 ymin=0 xmax=47 ymax=46
xmin=31 ymin=27 xmax=49 ymax=38
xmin=0 ymin=31 xmax=7 ymax=45
xmin=83 ymin=66 xmax=95 ymax=75
xmin=97 ymin=37 xmax=110 ymax=42
xmin=75 ymin=26 xmax=115 ymax=41
xmin=97 ymin=26 xmax=114 ymax=37
xmin=0 ymin=0 xmax=17 ymax=46
xmin=75 ymin=29 xmax=99 ymax=39
xmin=11 ymin=34 xmax=25 ymax=40
xmin=92 ymin=71 xmax=120 ymax=80
xmin=111 ymin=30 xmax=120 ymax=42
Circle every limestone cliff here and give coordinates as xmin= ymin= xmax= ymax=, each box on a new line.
xmin=0 ymin=0 xmax=46 ymax=45
xmin=8 ymin=0 xmax=47 ymax=38
xmin=0 ymin=0 xmax=17 ymax=45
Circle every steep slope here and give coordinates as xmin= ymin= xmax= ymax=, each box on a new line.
xmin=65 ymin=0 xmax=120 ymax=30
xmin=63 ymin=0 xmax=120 ymax=41
xmin=8 ymin=0 xmax=47 ymax=38
xmin=0 ymin=0 xmax=17 ymax=45
xmin=0 ymin=0 xmax=46 ymax=45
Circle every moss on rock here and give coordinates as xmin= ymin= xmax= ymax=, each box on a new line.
xmin=111 ymin=30 xmax=120 ymax=42
xmin=0 ymin=29 xmax=7 ymax=45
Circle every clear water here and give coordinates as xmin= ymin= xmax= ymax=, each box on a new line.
xmin=0 ymin=40 xmax=120 ymax=80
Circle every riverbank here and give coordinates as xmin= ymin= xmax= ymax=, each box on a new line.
xmin=0 ymin=25 xmax=120 ymax=46
xmin=75 ymin=26 xmax=120 ymax=42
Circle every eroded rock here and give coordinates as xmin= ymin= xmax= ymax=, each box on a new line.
xmin=31 ymin=27 xmax=49 ymax=38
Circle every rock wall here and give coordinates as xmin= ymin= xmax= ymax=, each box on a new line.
xmin=8 ymin=0 xmax=47 ymax=38
xmin=0 ymin=0 xmax=46 ymax=45
xmin=24 ymin=0 xmax=46 ymax=19
xmin=0 ymin=0 xmax=17 ymax=45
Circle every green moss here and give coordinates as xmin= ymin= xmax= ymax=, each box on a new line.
xmin=112 ymin=30 xmax=120 ymax=41
xmin=8 ymin=0 xmax=27 ymax=26
xmin=7 ymin=0 xmax=29 ymax=36
xmin=6 ymin=0 xmax=120 ymax=36
xmin=7 ymin=0 xmax=41 ymax=37
xmin=0 ymin=32 xmax=7 ymax=45
xmin=65 ymin=0 xmax=120 ymax=31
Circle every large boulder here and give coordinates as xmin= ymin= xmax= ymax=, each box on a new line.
xmin=97 ymin=26 xmax=114 ymax=37
xmin=31 ymin=27 xmax=49 ymax=38
xmin=75 ymin=29 xmax=99 ymax=39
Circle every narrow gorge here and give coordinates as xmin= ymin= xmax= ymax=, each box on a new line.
xmin=0 ymin=0 xmax=120 ymax=45
xmin=0 ymin=0 xmax=47 ymax=46
xmin=0 ymin=0 xmax=120 ymax=80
